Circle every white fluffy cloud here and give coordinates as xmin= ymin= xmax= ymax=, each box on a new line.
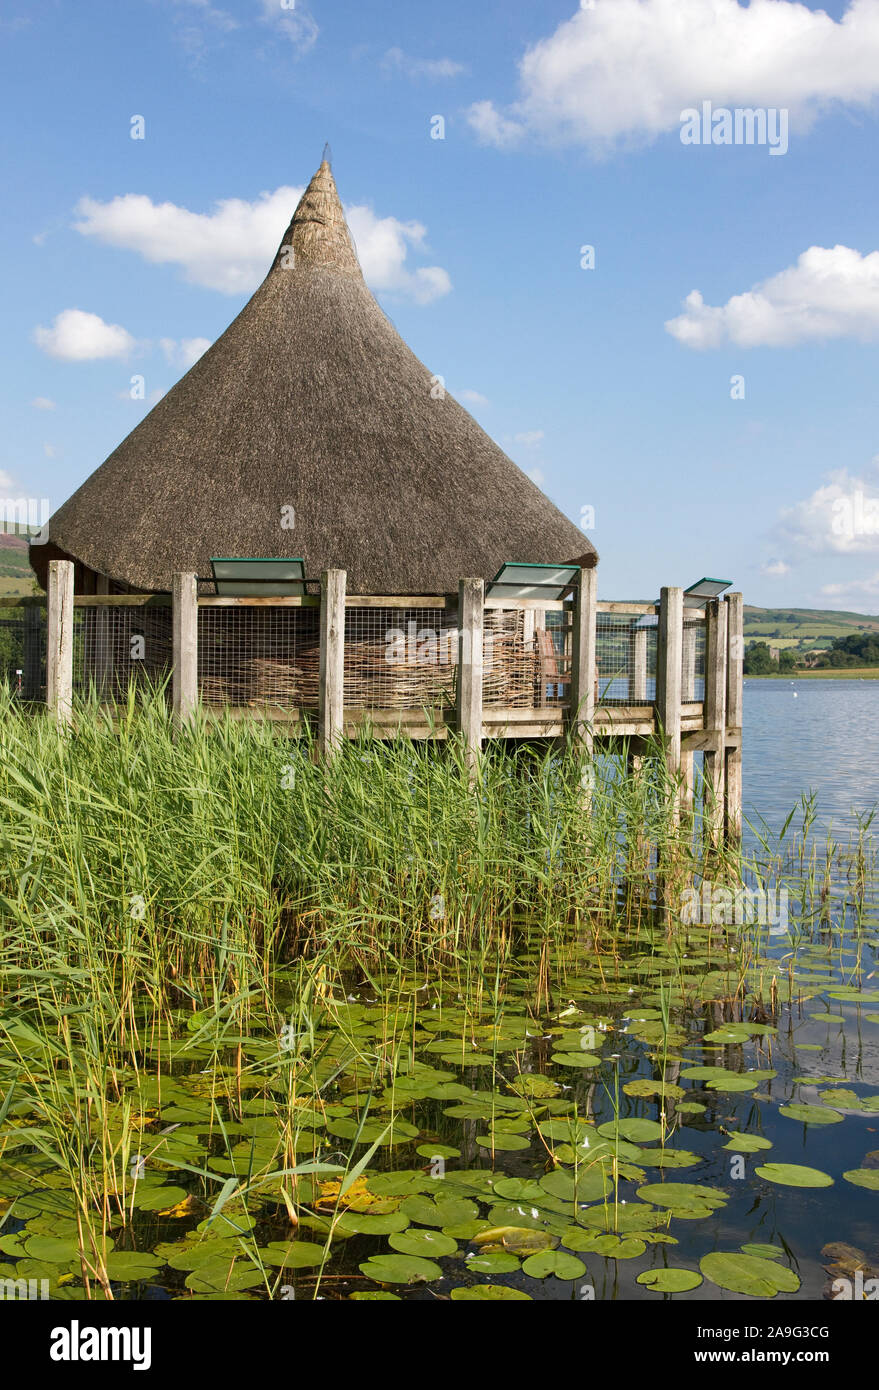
xmin=666 ymin=245 xmax=879 ymax=349
xmin=776 ymin=460 xmax=879 ymax=556
xmin=160 ymin=336 xmax=212 ymax=368
xmin=458 ymin=388 xmax=488 ymax=406
xmin=762 ymin=559 xmax=791 ymax=577
xmin=513 ymin=430 xmax=545 ymax=447
xmin=382 ymin=47 xmax=466 ymax=79
xmin=821 ymin=572 xmax=879 ymax=600
xmin=30 ymin=397 xmax=56 ymax=410
xmin=0 ymin=469 xmax=16 ymax=490
xmin=258 ymin=0 xmax=318 ymax=52
xmin=74 ymin=187 xmax=452 ymax=303
xmin=33 ymin=309 xmax=135 ymax=361
xmin=467 ymin=0 xmax=879 ymax=151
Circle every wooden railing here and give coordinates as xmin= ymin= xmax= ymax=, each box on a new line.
xmin=6 ymin=561 xmax=743 ymax=838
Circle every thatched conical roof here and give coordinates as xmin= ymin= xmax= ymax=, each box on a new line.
xmin=33 ymin=161 xmax=596 ymax=594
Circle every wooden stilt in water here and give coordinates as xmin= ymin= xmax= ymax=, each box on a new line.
xmin=703 ymin=597 xmax=728 ymax=850
xmin=172 ymin=572 xmax=199 ymax=730
xmin=656 ymin=586 xmax=683 ymax=824
xmin=318 ymin=569 xmax=346 ymax=758
xmin=456 ymin=578 xmax=484 ymax=780
xmin=725 ymin=592 xmax=744 ymax=843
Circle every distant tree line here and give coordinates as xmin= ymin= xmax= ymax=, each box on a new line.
xmin=743 ymin=642 xmax=797 ymax=674
xmin=812 ymin=633 xmax=879 ymax=668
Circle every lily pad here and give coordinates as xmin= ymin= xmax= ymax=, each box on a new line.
xmin=521 ymin=1250 xmax=587 ymax=1280
xmin=778 ymin=1103 xmax=843 ymax=1125
xmin=637 ymin=1267 xmax=702 ymax=1292
xmin=842 ymin=1169 xmax=879 ymax=1191
xmin=755 ymin=1163 xmax=834 ymax=1188
xmin=389 ymin=1229 xmax=457 ymax=1257
xmin=358 ymin=1253 xmax=442 ymax=1285
xmin=700 ymin=1251 xmax=800 ymax=1297
xmin=450 ymin=1284 xmax=531 ymax=1300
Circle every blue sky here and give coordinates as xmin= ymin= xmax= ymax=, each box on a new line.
xmin=3 ymin=0 xmax=879 ymax=607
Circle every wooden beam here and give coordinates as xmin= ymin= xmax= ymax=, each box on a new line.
xmin=46 ymin=559 xmax=74 ymax=725
xmin=628 ymin=623 xmax=649 ymax=703
xmin=456 ymin=577 xmax=484 ymax=775
xmin=569 ymin=566 xmax=597 ymax=756
xmin=318 ymin=569 xmax=346 ymax=757
xmin=725 ymin=591 xmax=744 ymax=842
xmin=172 ymin=572 xmax=198 ymax=728
xmin=703 ymin=597 xmax=728 ymax=846
xmin=656 ymin=586 xmax=683 ymax=805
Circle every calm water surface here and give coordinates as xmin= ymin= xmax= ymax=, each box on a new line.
xmin=744 ymin=679 xmax=879 ymax=836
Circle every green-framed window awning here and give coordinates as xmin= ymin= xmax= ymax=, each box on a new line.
xmin=486 ymin=561 xmax=580 ymax=601
xmin=210 ymin=557 xmax=306 ymax=597
xmin=683 ymin=577 xmax=732 ymax=608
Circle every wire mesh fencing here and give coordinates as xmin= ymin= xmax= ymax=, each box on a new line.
xmin=0 ymin=603 xmax=45 ymax=701
xmin=344 ymin=606 xmax=458 ymax=710
xmin=682 ymin=617 xmax=706 ymax=703
xmin=72 ymin=603 xmax=172 ymax=701
xmin=596 ymin=612 xmax=657 ymax=705
xmin=198 ymin=604 xmax=321 ymax=709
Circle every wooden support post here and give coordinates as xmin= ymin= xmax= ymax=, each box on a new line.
xmin=172 ymin=572 xmax=198 ymax=729
xmin=725 ymin=592 xmax=744 ymax=843
xmin=703 ymin=597 xmax=728 ymax=847
xmin=656 ymin=586 xmax=683 ymax=819
xmin=318 ymin=569 xmax=346 ymax=757
xmin=456 ymin=578 xmax=484 ymax=775
xmin=570 ymin=567 xmax=597 ymax=757
xmin=629 ymin=621 xmax=648 ymax=703
xmin=47 ymin=560 xmax=74 ymax=725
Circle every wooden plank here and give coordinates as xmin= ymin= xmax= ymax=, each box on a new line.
xmin=569 ymin=566 xmax=597 ymax=756
xmin=725 ymin=591 xmax=744 ymax=842
xmin=628 ymin=624 xmax=649 ymax=702
xmin=598 ymin=601 xmax=658 ymax=616
xmin=46 ymin=560 xmax=74 ymax=725
xmin=172 ymin=572 xmax=198 ymax=728
xmin=318 ymin=569 xmax=346 ymax=757
xmin=73 ymin=594 xmax=171 ymax=607
xmin=198 ymin=595 xmax=320 ymax=608
xmin=703 ymin=597 xmax=728 ymax=846
xmin=656 ymin=585 xmax=684 ymax=817
xmin=335 ymin=594 xmax=452 ymax=610
xmin=457 ymin=578 xmax=484 ymax=774
xmin=484 ymin=597 xmax=568 ymax=612
xmin=0 ymin=595 xmax=46 ymax=609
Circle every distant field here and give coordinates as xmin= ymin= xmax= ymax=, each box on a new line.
xmin=744 ymin=603 xmax=879 ymax=656
xmin=745 ymin=668 xmax=879 ymax=680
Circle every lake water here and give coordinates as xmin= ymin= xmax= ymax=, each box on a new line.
xmin=743 ymin=679 xmax=879 ymax=838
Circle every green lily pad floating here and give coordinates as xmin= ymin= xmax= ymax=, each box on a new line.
xmin=349 ymin=1291 xmax=401 ymax=1300
xmin=335 ymin=1210 xmax=410 ymax=1236
xmin=257 ymin=1241 xmax=326 ymax=1269
xmin=575 ymin=1233 xmax=646 ymax=1259
xmin=491 ymin=1178 xmax=546 ymax=1203
xmin=637 ymin=1267 xmax=702 ymax=1292
xmin=131 ymin=1184 xmax=189 ymax=1212
xmin=597 ymin=1117 xmax=664 ymax=1143
xmin=551 ymin=1053 xmax=602 ymax=1068
xmin=400 ymin=1194 xmax=479 ymax=1227
xmin=778 ymin=1103 xmax=843 ymax=1125
xmin=741 ymin=1244 xmax=785 ymax=1260
xmin=390 ymin=1229 xmax=458 ymax=1258
xmin=476 ymin=1132 xmax=531 ymax=1151
xmin=539 ymin=1168 xmax=610 ymax=1203
xmin=465 ymin=1250 xmax=521 ymax=1274
xmin=415 ymin=1143 xmax=461 ymax=1160
xmin=450 ymin=1285 xmax=532 ymax=1300
xmin=842 ymin=1170 xmax=879 ymax=1190
xmin=817 ymin=1088 xmax=861 ymax=1107
xmin=358 ymin=1254 xmax=442 ymax=1285
xmin=637 ymin=1183 xmax=727 ymax=1214
xmin=510 ymin=1074 xmax=559 ymax=1099
xmin=105 ymin=1251 xmax=163 ymax=1282
xmin=184 ymin=1261 xmax=265 ymax=1293
xmin=676 ymin=1101 xmax=706 ymax=1114
xmin=722 ymin=1132 xmax=772 ymax=1152
xmin=700 ymin=1252 xmax=800 ymax=1297
xmin=624 ymin=1079 xmax=686 ymax=1100
xmin=755 ymin=1163 xmax=834 ymax=1188
xmin=522 ymin=1250 xmax=587 ymax=1280
xmin=637 ymin=1150 xmax=701 ymax=1169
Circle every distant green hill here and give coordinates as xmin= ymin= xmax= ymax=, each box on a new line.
xmin=0 ymin=532 xmax=36 ymax=596
xmin=743 ymin=605 xmax=879 ymax=655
